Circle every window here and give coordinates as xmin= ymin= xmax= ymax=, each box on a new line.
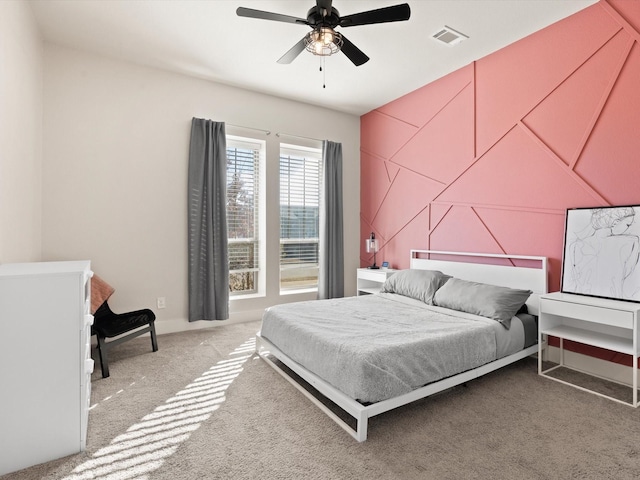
xmin=226 ymin=136 xmax=263 ymax=295
xmin=279 ymin=144 xmax=322 ymax=292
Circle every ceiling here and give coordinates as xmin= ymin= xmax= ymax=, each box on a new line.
xmin=29 ymin=0 xmax=598 ymax=116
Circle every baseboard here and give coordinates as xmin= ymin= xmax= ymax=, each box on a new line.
xmin=153 ymin=309 xmax=264 ymax=336
xmin=546 ymin=346 xmax=634 ymax=386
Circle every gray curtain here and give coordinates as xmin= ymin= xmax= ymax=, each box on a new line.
xmin=318 ymin=140 xmax=344 ymax=299
xmin=187 ymin=118 xmax=229 ymax=321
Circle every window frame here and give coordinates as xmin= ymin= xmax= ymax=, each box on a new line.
xmin=226 ymin=135 xmax=266 ymax=297
xmin=279 ymin=142 xmax=323 ymax=294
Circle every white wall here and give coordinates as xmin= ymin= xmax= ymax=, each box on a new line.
xmin=0 ymin=1 xmax=42 ymax=263
xmin=42 ymin=44 xmax=360 ymax=333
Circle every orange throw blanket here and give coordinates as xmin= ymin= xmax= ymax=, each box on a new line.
xmin=91 ymin=274 xmax=115 ymax=314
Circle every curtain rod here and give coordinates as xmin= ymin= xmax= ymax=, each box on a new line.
xmin=226 ymin=123 xmax=271 ymax=135
xmin=225 ymin=125 xmax=325 ymax=143
xmin=276 ymin=132 xmax=323 ymax=143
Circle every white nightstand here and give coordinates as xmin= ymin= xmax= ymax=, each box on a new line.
xmin=538 ymin=291 xmax=640 ymax=407
xmin=357 ymin=268 xmax=396 ymax=296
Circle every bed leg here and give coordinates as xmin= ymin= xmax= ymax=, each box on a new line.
xmin=355 ymin=413 xmax=368 ymax=442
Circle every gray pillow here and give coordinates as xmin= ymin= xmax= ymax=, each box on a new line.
xmin=380 ymin=269 xmax=451 ymax=305
xmin=433 ymin=277 xmax=532 ymax=328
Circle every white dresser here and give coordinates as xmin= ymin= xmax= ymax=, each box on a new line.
xmin=0 ymin=261 xmax=94 ymax=475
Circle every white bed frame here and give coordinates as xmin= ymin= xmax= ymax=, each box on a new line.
xmin=256 ymin=250 xmax=548 ymax=441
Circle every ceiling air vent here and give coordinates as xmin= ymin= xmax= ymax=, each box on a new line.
xmin=432 ymin=26 xmax=468 ymax=46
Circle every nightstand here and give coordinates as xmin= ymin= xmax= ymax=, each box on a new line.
xmin=357 ymin=268 xmax=396 ymax=295
xmin=538 ymin=291 xmax=640 ymax=407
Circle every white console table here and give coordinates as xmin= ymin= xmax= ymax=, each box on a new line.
xmin=538 ymin=292 xmax=639 ymax=407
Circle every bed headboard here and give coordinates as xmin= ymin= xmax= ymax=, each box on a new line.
xmin=410 ymin=250 xmax=548 ymax=315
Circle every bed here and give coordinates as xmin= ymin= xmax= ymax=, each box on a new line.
xmin=256 ymin=250 xmax=548 ymax=441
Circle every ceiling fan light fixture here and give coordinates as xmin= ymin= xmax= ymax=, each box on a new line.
xmin=237 ymin=1 xmax=411 ymax=66
xmin=304 ymin=27 xmax=343 ymax=56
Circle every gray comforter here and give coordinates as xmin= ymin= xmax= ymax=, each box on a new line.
xmin=261 ymin=293 xmax=518 ymax=403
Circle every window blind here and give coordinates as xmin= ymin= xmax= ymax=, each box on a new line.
xmin=227 ymin=138 xmax=261 ymax=294
xmin=279 ymin=145 xmax=322 ymax=291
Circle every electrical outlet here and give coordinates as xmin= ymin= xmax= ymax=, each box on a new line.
xmin=157 ymin=297 xmax=166 ymax=309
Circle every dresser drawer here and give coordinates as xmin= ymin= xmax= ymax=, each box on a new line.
xmin=81 ymin=316 xmax=93 ymax=362
xmin=541 ymin=298 xmax=633 ymax=329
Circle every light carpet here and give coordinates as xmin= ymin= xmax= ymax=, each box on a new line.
xmin=4 ymin=320 xmax=640 ymax=480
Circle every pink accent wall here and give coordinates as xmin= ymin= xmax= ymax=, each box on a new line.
xmin=360 ymin=0 xmax=640 ymax=297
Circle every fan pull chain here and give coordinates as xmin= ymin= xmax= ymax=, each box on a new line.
xmin=320 ymin=57 xmax=326 ymax=89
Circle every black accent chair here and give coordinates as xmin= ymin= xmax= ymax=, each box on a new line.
xmin=92 ymin=301 xmax=158 ymax=378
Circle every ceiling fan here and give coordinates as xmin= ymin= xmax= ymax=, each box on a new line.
xmin=236 ymin=0 xmax=411 ymax=66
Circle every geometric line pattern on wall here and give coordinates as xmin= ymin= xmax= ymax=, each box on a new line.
xmin=391 ymin=83 xmax=474 ymax=185
xmin=517 ymin=122 xmax=609 ymax=207
xmin=384 ymin=160 xmax=400 ymax=183
xmin=428 ymin=205 xmax=505 ymax=258
xmin=361 ymin=0 xmax=640 ymax=294
xmin=371 ymin=169 xmax=444 ymax=242
xmin=574 ymin=41 xmax=640 ymax=206
xmin=522 ymin=29 xmax=632 ymax=167
xmin=602 ymin=0 xmax=640 ymax=43
xmin=361 ymin=151 xmax=396 ymax=225
xmin=473 ymin=4 xmax=620 ymax=158
xmin=473 ymin=207 xmax=567 ymax=289
xmin=377 ymin=65 xmax=474 ymax=129
xmin=365 ymin=206 xmax=431 ymax=269
xmin=436 ymin=124 xmax=603 ymax=212
xmin=429 ymin=203 xmax=453 ymax=237
xmin=567 ymin=33 xmax=634 ymax=171
xmin=360 ymin=110 xmax=418 ymax=161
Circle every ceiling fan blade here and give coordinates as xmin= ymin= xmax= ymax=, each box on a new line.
xmin=277 ymin=37 xmax=307 ymax=64
xmin=340 ymin=3 xmax=411 ymax=27
xmin=236 ymin=7 xmax=308 ymax=25
xmin=340 ymin=34 xmax=369 ymax=66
